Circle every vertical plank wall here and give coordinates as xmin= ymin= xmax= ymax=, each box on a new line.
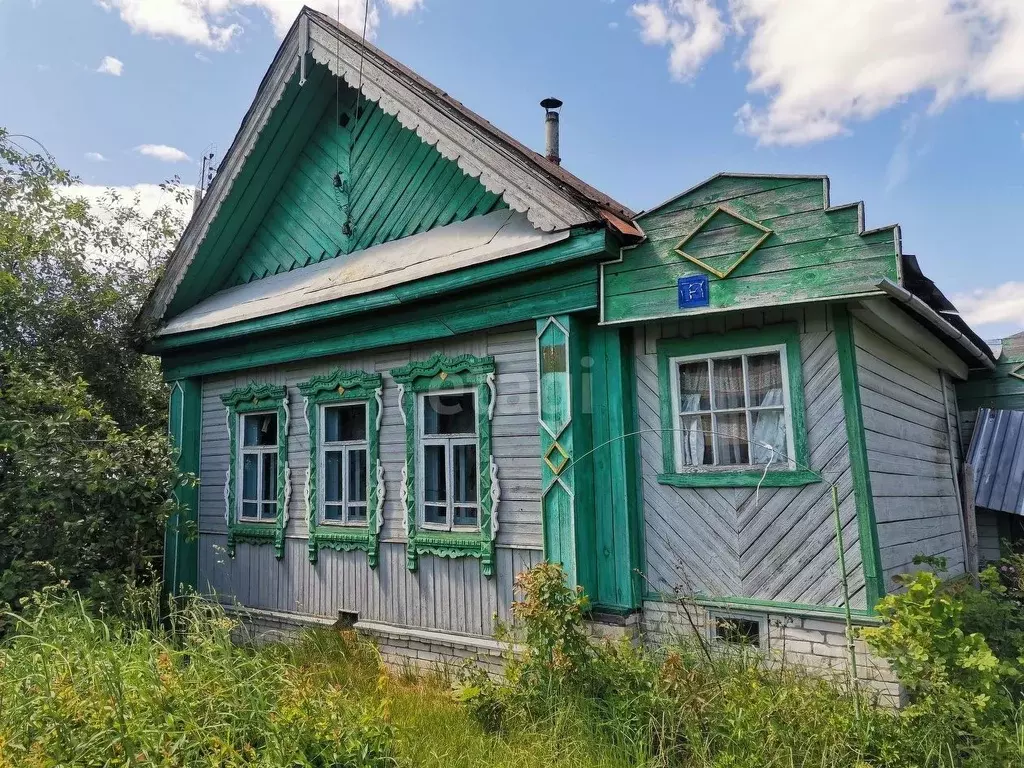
xmin=635 ymin=305 xmax=868 ymax=610
xmin=196 ymin=322 xmax=543 ymax=637
xmin=852 ymin=319 xmax=967 ymax=582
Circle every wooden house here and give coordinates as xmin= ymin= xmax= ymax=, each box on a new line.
xmin=142 ymin=8 xmax=1009 ymax=687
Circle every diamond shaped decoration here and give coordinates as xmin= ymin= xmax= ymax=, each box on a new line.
xmin=544 ymin=441 xmax=570 ymax=475
xmin=674 ymin=205 xmax=773 ymax=280
xmin=1011 ymin=362 xmax=1024 ymax=382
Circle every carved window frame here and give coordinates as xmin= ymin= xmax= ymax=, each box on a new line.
xmin=222 ymin=383 xmax=290 ymax=559
xmin=297 ymin=370 xmax=384 ymax=566
xmin=391 ymin=353 xmax=500 ymax=576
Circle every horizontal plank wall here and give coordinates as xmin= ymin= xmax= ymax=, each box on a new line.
xmin=636 ymin=305 xmax=868 ymax=611
xmin=852 ymin=318 xmax=967 ymax=582
xmin=958 ymin=334 xmax=1024 ymax=449
xmin=196 ymin=322 xmax=543 ymax=636
xmin=602 ymin=175 xmax=900 ymax=325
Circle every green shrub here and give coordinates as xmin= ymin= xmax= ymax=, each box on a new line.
xmin=0 ymin=588 xmax=395 ymax=767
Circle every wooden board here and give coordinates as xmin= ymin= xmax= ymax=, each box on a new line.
xmin=601 ymin=175 xmax=900 ymax=325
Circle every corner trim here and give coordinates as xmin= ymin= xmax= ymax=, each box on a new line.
xmin=833 ymin=305 xmax=885 ymax=611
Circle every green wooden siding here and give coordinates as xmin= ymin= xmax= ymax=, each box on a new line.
xmin=602 ymin=176 xmax=900 ymax=325
xmin=957 ymin=334 xmax=1024 ymax=417
xmin=167 ymin=61 xmax=504 ymax=315
xmin=165 ymin=378 xmax=202 ymax=596
xmin=587 ymin=325 xmax=643 ymax=611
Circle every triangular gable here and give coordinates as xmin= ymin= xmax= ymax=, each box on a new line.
xmin=600 ymin=173 xmax=902 ymax=324
xmin=223 ymin=68 xmax=505 ymax=289
xmin=142 ymin=9 xmax=634 ymax=326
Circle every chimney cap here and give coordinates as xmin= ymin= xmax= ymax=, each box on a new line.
xmin=540 ymin=97 xmax=563 ymax=111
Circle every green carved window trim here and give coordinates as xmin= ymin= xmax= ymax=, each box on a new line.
xmin=297 ymin=369 xmax=384 ymax=566
xmin=390 ymin=353 xmax=499 ymax=576
xmin=221 ymin=383 xmax=290 ymax=559
xmin=655 ymin=325 xmax=819 ymax=488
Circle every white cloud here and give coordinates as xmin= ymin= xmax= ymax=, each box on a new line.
xmin=631 ymin=0 xmax=726 ymax=81
xmin=96 ymin=0 xmax=418 ymax=50
xmin=135 ymin=144 xmax=191 ymax=163
xmin=84 ymin=152 xmax=108 ymax=162
xmin=96 ymin=55 xmax=124 ymax=76
xmin=631 ymin=0 xmax=1024 ymax=145
xmin=70 ymin=182 xmax=190 ymax=219
xmin=953 ymin=282 xmax=1024 ymax=338
xmin=884 ymin=113 xmax=919 ymax=193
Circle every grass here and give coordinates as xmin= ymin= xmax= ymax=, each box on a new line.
xmin=4 ymin=583 xmax=1024 ymax=767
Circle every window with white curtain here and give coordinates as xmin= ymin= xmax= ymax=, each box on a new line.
xmin=669 ymin=345 xmax=793 ymax=471
xmin=319 ymin=402 xmax=368 ymax=525
xmin=418 ymin=390 xmax=480 ymax=530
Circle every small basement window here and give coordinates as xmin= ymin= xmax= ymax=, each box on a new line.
xmin=712 ymin=614 xmax=763 ymax=648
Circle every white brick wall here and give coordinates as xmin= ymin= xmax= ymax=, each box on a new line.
xmin=642 ymin=600 xmax=903 ymax=706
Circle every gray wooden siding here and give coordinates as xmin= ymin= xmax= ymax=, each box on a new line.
xmin=636 ymin=306 xmax=867 ymax=610
xmin=976 ymin=509 xmax=1002 ymax=564
xmin=853 ymin=319 xmax=967 ymax=583
xmin=196 ymin=322 xmax=543 ymax=634
xmin=199 ymin=537 xmax=542 ymax=636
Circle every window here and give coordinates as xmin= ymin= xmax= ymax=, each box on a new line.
xmin=391 ymin=352 xmax=499 ymax=575
xmin=656 ymin=325 xmax=818 ymax=488
xmin=419 ymin=391 xmax=480 ymax=530
xmin=297 ymin=370 xmax=383 ymax=566
xmin=320 ymin=402 xmax=369 ymax=525
xmin=712 ymin=614 xmax=763 ymax=648
xmin=221 ymin=383 xmax=289 ymax=559
xmin=240 ymin=412 xmax=280 ymax=521
xmin=670 ymin=346 xmax=791 ymax=470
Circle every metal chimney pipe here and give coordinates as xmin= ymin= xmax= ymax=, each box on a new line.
xmin=541 ymin=97 xmax=563 ymax=165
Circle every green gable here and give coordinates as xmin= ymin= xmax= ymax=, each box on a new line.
xmin=166 ymin=61 xmax=504 ymax=316
xmin=600 ymin=174 xmax=901 ymax=324
xmin=958 ymin=333 xmax=1024 ymax=416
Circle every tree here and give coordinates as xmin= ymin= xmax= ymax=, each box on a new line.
xmin=0 ymin=128 xmax=188 ymax=618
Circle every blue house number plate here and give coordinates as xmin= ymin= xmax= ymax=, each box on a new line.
xmin=678 ymin=275 xmax=710 ymax=309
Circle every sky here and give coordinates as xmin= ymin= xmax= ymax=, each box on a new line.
xmin=1 ymin=0 xmax=1022 ymax=339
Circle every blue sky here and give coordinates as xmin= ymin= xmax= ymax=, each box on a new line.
xmin=2 ymin=0 xmax=1022 ymax=338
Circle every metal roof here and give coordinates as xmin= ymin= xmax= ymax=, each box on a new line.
xmin=968 ymin=408 xmax=1024 ymax=516
xmin=157 ymin=209 xmax=566 ymax=337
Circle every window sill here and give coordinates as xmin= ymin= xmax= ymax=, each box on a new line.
xmin=656 ymin=468 xmax=821 ymax=488
xmin=409 ymin=529 xmax=495 ymax=576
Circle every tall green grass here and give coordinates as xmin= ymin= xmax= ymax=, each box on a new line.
xmin=5 ymin=579 xmax=1024 ymax=767
xmin=0 ymin=589 xmax=392 ymax=767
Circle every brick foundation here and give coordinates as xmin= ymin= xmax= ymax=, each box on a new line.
xmin=642 ymin=600 xmax=903 ymax=706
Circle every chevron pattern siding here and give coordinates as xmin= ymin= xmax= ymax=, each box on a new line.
xmin=636 ymin=306 xmax=867 ymax=610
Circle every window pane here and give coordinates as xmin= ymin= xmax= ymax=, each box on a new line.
xmin=347 ymin=449 xmax=367 ymax=503
xmin=424 ymin=444 xmax=446 ymax=503
xmin=260 ymin=502 xmax=277 ymax=521
xmin=324 ymin=450 xmax=343 ymax=503
xmin=243 ymin=413 xmax=277 ymax=447
xmin=453 ymin=444 xmax=478 ymax=503
xmin=242 ymin=454 xmax=259 ymax=500
xmin=424 ymin=505 xmax=447 ymax=525
xmin=423 ymin=393 xmax=476 ymax=435
xmin=678 ymin=413 xmax=713 ymax=467
xmin=348 ymin=505 xmax=367 ymax=523
xmin=677 ymin=361 xmax=710 ymax=412
xmin=260 ymin=452 xmax=277 ymax=502
xmin=712 ymin=358 xmax=745 ymax=410
xmin=241 ymin=501 xmax=260 ymax=520
xmin=325 ymin=404 xmax=366 ymax=442
xmin=748 ymin=353 xmax=784 ymax=407
xmin=324 ymin=503 xmax=344 ymax=522
xmin=715 ymin=412 xmax=749 ymax=465
xmin=454 ymin=506 xmax=478 ymax=527
xmin=751 ymin=409 xmax=788 ymax=464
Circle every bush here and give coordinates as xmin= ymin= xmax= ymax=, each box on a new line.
xmin=459 ymin=561 xmax=1024 ymax=768
xmin=0 ymin=359 xmax=185 ymax=628
xmin=0 ymin=588 xmax=395 ymax=767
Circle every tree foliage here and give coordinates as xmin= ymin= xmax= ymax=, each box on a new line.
xmin=0 ymin=128 xmax=187 ymax=618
